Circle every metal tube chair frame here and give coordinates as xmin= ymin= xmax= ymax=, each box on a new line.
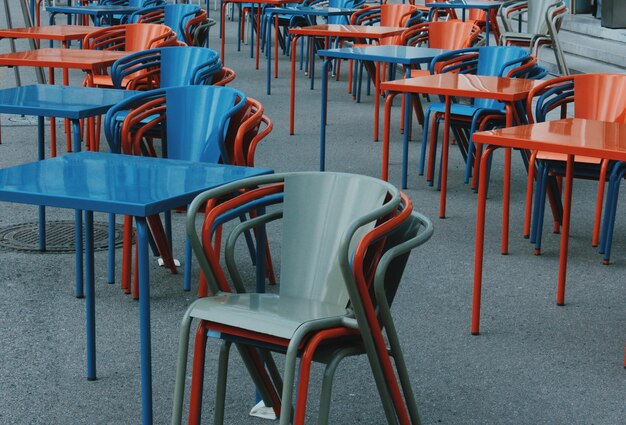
xmin=171 ymin=172 xmax=433 ymax=425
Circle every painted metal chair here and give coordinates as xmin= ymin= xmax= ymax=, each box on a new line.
xmin=82 ymin=23 xmax=178 ymax=88
xmin=420 ymin=46 xmax=546 ymax=189
xmin=523 ymin=74 xmax=626 ymax=262
xmin=499 ymin=0 xmax=569 ymax=75
xmin=103 ymin=86 xmax=251 ymax=296
xmin=127 ymin=3 xmax=215 ymax=46
xmin=110 ymin=46 xmax=223 ymax=90
xmin=170 ymin=172 xmax=433 ymax=425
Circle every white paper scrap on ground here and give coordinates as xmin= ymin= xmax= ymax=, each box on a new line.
xmin=249 ymin=400 xmax=278 ymax=420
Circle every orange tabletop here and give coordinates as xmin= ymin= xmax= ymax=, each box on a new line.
xmin=0 ymin=48 xmax=128 ymax=71
xmin=381 ymin=73 xmax=541 ymax=101
xmin=288 ymin=24 xmax=406 ymax=39
xmin=0 ymin=25 xmax=94 ymax=42
xmin=469 ymin=118 xmax=626 ymax=335
xmin=473 ymin=118 xmax=626 ymax=160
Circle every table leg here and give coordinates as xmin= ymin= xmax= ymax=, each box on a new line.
xmin=382 ymin=92 xmax=398 ymax=182
xmin=48 ymin=67 xmax=57 ymax=158
xmin=289 ymin=35 xmax=300 ymax=135
xmin=274 ymin=15 xmax=279 ymax=79
xmin=266 ymin=13 xmax=273 ymax=95
xmin=136 ymin=217 xmax=154 ymax=425
xmin=320 ymin=59 xmax=332 ymax=171
xmin=84 ymin=210 xmax=96 ymax=380
xmin=37 ymin=116 xmax=46 ymax=252
xmin=184 ymin=236 xmax=192 ymax=292
xmin=373 ymin=61 xmax=381 ymax=142
xmin=401 ymin=67 xmax=412 ymax=189
xmin=440 ymin=95 xmax=452 ymax=219
xmin=221 ymin=2 xmax=227 ymax=63
xmin=557 ymin=154 xmax=574 ymax=306
xmin=502 ymin=104 xmax=514 ymax=254
xmin=472 ymin=144 xmax=499 ymax=335
xmin=62 ymin=41 xmax=72 ymax=153
xmin=255 ymin=4 xmax=261 ymax=70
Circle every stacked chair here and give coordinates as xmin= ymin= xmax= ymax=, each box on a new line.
xmin=171 ymin=172 xmax=433 ymax=425
xmin=82 ymin=23 xmax=179 ymax=89
xmin=126 ymin=3 xmax=216 ymax=46
xmin=522 ymin=74 xmax=626 ymax=264
xmin=499 ymin=0 xmax=569 ymax=75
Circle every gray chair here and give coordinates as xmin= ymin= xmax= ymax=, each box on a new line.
xmin=171 ymin=172 xmax=433 ymax=425
xmin=499 ymin=0 xmax=569 ymax=75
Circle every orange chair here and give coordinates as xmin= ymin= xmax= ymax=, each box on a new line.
xmin=82 ymin=23 xmax=178 ymax=88
xmin=525 ymin=74 xmax=626 ymax=257
xmin=397 ymin=20 xmax=482 ymax=130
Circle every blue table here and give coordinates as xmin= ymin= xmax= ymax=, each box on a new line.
xmin=0 ymin=151 xmax=272 ymax=424
xmin=47 ymin=5 xmax=140 ymax=26
xmin=0 ymin=84 xmax=137 ymax=295
xmin=427 ymin=1 xmax=503 ymax=45
xmin=318 ymin=46 xmax=445 ymax=184
xmin=263 ymin=6 xmax=355 ymax=94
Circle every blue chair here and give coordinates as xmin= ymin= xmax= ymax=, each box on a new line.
xmin=419 ymin=46 xmax=547 ymax=189
xmin=110 ymin=46 xmax=222 ymax=91
xmin=103 ymin=86 xmax=247 ymax=294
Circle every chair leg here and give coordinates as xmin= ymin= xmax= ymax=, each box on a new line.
xmin=121 ymin=215 xmax=133 ymax=294
xmin=214 ymin=340 xmax=233 ymax=425
xmin=533 ymin=166 xmax=550 ymax=255
xmin=189 ymin=322 xmax=210 ymax=425
xmin=524 ymin=152 xmax=538 ymax=238
xmin=171 ymin=309 xmax=196 ymax=425
xmin=592 ymin=161 xmax=609 ymax=247
xmin=418 ymin=109 xmax=433 ymax=176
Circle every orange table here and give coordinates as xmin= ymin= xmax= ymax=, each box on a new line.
xmin=288 ymin=24 xmax=406 ymax=135
xmin=220 ymin=0 xmax=296 ymax=69
xmin=471 ymin=118 xmax=626 ymax=336
xmin=381 ymin=74 xmax=539 ymax=218
xmin=0 ymin=48 xmax=128 ymax=154
xmin=0 ymin=25 xmax=93 ymax=47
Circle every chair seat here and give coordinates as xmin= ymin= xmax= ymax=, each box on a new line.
xmin=91 ymin=74 xmax=115 ymax=88
xmin=499 ymin=31 xmax=537 ymax=41
xmin=409 ymin=69 xmax=429 ymax=78
xmin=189 ymin=293 xmax=351 ymax=339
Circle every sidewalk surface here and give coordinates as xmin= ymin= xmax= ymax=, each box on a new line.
xmin=0 ymin=2 xmax=624 ymax=424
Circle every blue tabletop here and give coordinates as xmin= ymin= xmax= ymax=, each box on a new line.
xmin=0 ymin=152 xmax=273 ymax=216
xmin=0 ymin=84 xmax=138 ymax=119
xmin=318 ymin=46 xmax=447 ymax=65
xmin=265 ymin=6 xmax=355 ymax=16
xmin=46 ymin=5 xmax=140 ymax=15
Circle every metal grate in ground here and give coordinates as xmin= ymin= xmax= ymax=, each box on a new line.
xmin=0 ymin=220 xmax=127 ymax=253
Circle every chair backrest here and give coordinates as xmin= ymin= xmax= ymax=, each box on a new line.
xmin=380 ymin=4 xmax=417 ymax=27
xmin=84 ymin=23 xmax=176 ymax=51
xmin=279 ymin=173 xmax=390 ymax=305
xmin=160 ymin=46 xmax=221 ymax=87
xmin=327 ymin=0 xmax=359 ymax=25
xmin=164 ymin=85 xmax=246 ymax=163
xmin=473 ymin=45 xmax=530 ymax=109
xmin=110 ymin=46 xmax=221 ymax=89
xmin=223 ymin=97 xmax=272 ymax=167
xmin=427 ymin=20 xmax=480 ymax=49
xmin=574 ymin=74 xmax=626 ymax=123
xmin=526 ymin=0 xmax=555 ymax=34
xmin=125 ymin=23 xmax=176 ymax=51
xmin=164 ymin=4 xmax=202 ymax=42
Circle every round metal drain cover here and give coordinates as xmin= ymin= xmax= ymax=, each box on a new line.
xmin=0 ymin=221 xmax=127 ymax=253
